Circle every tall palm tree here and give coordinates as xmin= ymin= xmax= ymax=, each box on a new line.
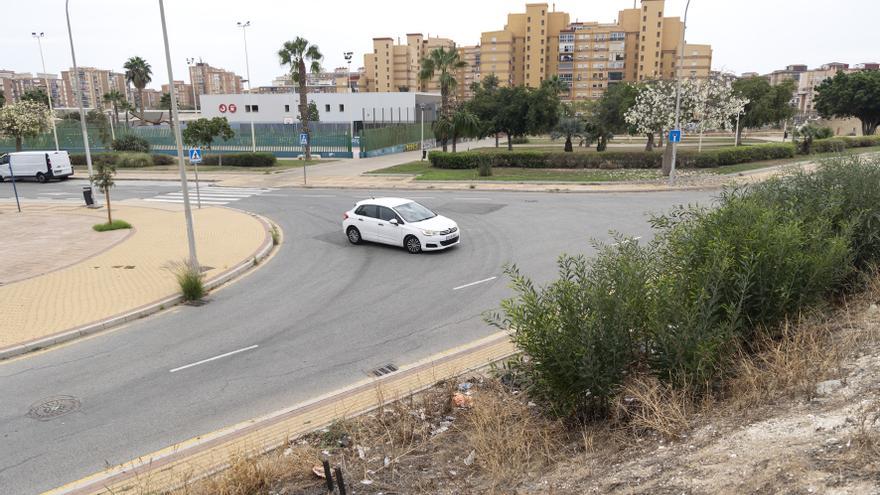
xmin=123 ymin=56 xmax=152 ymax=117
xmin=436 ymin=109 xmax=481 ymax=153
xmin=103 ymin=90 xmax=125 ymax=125
xmin=419 ymin=47 xmax=467 ymax=151
xmin=278 ymin=38 xmax=323 ymax=160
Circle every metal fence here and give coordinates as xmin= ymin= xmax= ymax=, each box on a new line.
xmin=360 ymin=123 xmax=434 ymax=154
xmin=0 ymin=122 xmax=353 ymax=158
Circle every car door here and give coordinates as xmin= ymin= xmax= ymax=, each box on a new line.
xmin=353 ymin=204 xmax=380 ymax=242
xmin=377 ymin=206 xmax=405 ymax=246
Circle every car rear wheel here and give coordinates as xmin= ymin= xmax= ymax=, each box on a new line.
xmin=405 ymin=235 xmax=422 ymax=254
xmin=35 ymin=172 xmax=47 ymax=183
xmin=346 ymin=226 xmax=362 ymax=245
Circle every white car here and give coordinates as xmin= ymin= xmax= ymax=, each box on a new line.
xmin=343 ymin=197 xmax=460 ymax=254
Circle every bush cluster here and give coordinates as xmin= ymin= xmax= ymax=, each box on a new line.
xmin=430 ymin=143 xmax=796 ymax=170
xmin=810 ymin=135 xmax=880 ymax=154
xmin=201 ymin=152 xmax=277 ymax=167
xmin=70 ymin=152 xmax=167 ymax=168
xmin=496 ymin=156 xmax=880 ymax=419
xmin=111 ymin=135 xmax=151 ymax=153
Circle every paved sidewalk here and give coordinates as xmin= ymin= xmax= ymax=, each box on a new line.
xmin=0 ymin=202 xmax=270 ymax=353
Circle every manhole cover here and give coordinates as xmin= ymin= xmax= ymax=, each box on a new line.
xmin=27 ymin=395 xmax=81 ymax=421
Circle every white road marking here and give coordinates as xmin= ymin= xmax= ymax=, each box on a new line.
xmin=301 ymin=194 xmax=336 ymax=198
xmin=169 ymin=345 xmax=259 ymax=373
xmin=453 ymin=276 xmax=498 ymax=291
xmin=145 ymin=186 xmax=273 ymax=205
xmin=408 ymin=196 xmax=435 ymax=199
xmin=144 ymin=198 xmax=229 ymax=205
xmin=453 ymin=197 xmax=490 ymax=201
xmin=612 ymin=236 xmax=642 ymax=246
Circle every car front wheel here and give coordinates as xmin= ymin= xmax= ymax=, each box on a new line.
xmin=347 ymin=226 xmax=362 ymax=245
xmin=405 ymin=235 xmax=422 ymax=254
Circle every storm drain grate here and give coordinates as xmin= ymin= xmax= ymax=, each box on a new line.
xmin=371 ymin=363 xmax=399 ymax=377
xmin=27 ymin=395 xmax=81 ymax=421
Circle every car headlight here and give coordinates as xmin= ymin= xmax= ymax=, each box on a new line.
xmin=421 ymin=229 xmax=438 ymax=236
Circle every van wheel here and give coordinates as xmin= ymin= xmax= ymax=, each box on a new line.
xmin=35 ymin=172 xmax=47 ymax=183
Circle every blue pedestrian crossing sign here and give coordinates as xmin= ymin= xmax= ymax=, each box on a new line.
xmin=188 ymin=147 xmax=203 ymax=163
xmin=299 ymin=133 xmax=309 ymax=146
xmin=669 ymin=129 xmax=682 ymax=143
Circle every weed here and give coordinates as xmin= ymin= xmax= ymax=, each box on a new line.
xmin=270 ymin=225 xmax=281 ymax=246
xmin=92 ymin=219 xmax=132 ymax=232
xmin=167 ymin=261 xmax=205 ymax=302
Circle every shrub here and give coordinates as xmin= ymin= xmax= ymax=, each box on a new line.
xmin=151 ymin=154 xmax=175 ymax=166
xmin=170 ymin=261 xmax=206 ymax=301
xmin=92 ymin=219 xmax=132 ymax=232
xmin=496 ymin=156 xmax=879 ymax=420
xmin=115 ymin=152 xmax=153 ymax=168
xmin=510 ymin=136 xmax=530 ymax=144
xmin=811 ymin=137 xmax=847 ymax=154
xmin=201 ymin=152 xmax=276 ymax=167
xmin=70 ymin=152 xmax=172 ymax=167
xmin=111 ymin=134 xmax=150 ymax=153
xmin=478 ymin=159 xmax=493 ymax=177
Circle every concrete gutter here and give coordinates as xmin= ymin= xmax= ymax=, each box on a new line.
xmin=0 ymin=210 xmax=277 ymax=361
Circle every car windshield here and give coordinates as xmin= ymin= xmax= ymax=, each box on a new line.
xmin=394 ymin=201 xmax=436 ymax=223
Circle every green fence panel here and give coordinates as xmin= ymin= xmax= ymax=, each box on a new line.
xmin=361 ymin=123 xmax=434 ymax=152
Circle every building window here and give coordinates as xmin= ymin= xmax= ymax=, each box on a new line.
xmin=325 ymin=104 xmax=331 ymax=112
xmin=245 ymin=105 xmax=251 ymax=112
xmin=284 ymin=104 xmax=290 ymax=112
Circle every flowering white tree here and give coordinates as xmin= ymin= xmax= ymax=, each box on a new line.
xmin=692 ymin=77 xmax=749 ymax=151
xmin=0 ymin=100 xmax=52 ymax=152
xmin=625 ymin=80 xmax=700 ymax=151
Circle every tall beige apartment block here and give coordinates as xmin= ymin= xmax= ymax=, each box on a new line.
xmin=61 ymin=67 xmax=126 ymax=109
xmin=362 ymin=35 xmax=456 ymax=94
xmin=188 ymin=62 xmax=243 ymax=107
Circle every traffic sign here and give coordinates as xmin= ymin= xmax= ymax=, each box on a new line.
xmin=669 ymin=129 xmax=682 ymax=143
xmin=299 ymin=133 xmax=309 ymax=146
xmin=189 ymin=147 xmax=202 ymax=163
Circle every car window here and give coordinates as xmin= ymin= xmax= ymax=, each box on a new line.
xmin=378 ymin=206 xmax=401 ymax=222
xmin=355 ymin=204 xmax=379 ymax=218
xmin=394 ymin=202 xmax=436 ymax=223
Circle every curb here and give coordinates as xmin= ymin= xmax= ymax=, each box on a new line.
xmin=0 ymin=211 xmax=277 ymax=361
xmin=291 ymin=181 xmax=728 ymax=194
xmin=70 ymin=176 xmax=221 ymax=183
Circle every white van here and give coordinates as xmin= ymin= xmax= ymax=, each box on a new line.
xmin=0 ymin=151 xmax=73 ymax=183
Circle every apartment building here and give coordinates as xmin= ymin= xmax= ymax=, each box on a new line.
xmin=456 ymin=45 xmax=482 ymax=100
xmin=265 ymin=68 xmax=361 ymax=94
xmin=60 ymin=67 xmax=127 ymax=109
xmin=160 ymin=80 xmax=195 ymax=109
xmin=361 ymin=34 xmax=456 ymax=94
xmin=188 ymin=62 xmax=243 ymax=107
xmin=0 ymin=70 xmax=67 ymax=107
xmin=764 ymin=62 xmax=879 ymax=116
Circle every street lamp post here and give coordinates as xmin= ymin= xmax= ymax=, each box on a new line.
xmin=64 ymin=1 xmax=95 ymax=197
xmin=419 ymin=104 xmax=426 ymax=161
xmin=344 ymin=51 xmax=353 ymax=93
xmin=159 ymin=0 xmax=199 ymax=270
xmin=237 ymin=21 xmax=256 ymax=153
xmin=32 ymin=32 xmax=59 ymax=151
xmin=669 ymin=0 xmax=692 ymax=186
xmin=186 ymin=57 xmax=200 ymax=112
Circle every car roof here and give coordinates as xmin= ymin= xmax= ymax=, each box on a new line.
xmin=355 ymin=197 xmax=413 ymax=208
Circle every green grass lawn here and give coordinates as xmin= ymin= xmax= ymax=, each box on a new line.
xmin=369 ymin=146 xmax=880 ymax=183
xmin=515 ymin=136 xmax=770 ymax=147
xmin=74 ymin=159 xmax=331 ymax=174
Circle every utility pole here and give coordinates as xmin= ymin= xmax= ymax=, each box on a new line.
xmin=186 ymin=57 xmax=200 ymax=112
xmin=669 ymin=0 xmax=691 ymax=186
xmin=237 ymin=21 xmax=256 ymax=153
xmin=344 ymin=51 xmax=353 ymax=93
xmin=65 ymin=0 xmax=95 ymax=197
xmin=160 ymin=0 xmax=199 ymax=270
xmin=32 ymin=32 xmax=59 ymax=151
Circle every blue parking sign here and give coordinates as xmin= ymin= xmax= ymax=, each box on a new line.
xmin=299 ymin=133 xmax=309 ymax=146
xmin=188 ymin=147 xmax=202 ymax=163
xmin=669 ymin=129 xmax=682 ymax=143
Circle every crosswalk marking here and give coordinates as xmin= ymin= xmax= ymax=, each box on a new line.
xmin=144 ymin=186 xmax=275 ymax=205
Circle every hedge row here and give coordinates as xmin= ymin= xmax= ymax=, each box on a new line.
xmin=500 ymin=156 xmax=880 ymax=418
xmin=811 ymin=135 xmax=880 ymax=153
xmin=70 ymin=152 xmax=174 ymax=168
xmin=429 ymin=143 xmax=797 ymax=170
xmin=201 ymin=152 xmax=276 ymax=167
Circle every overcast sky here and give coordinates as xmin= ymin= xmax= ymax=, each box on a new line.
xmin=2 ymin=0 xmax=876 ymax=89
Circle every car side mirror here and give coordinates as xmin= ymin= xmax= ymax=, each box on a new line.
xmin=390 ymin=219 xmax=399 ymax=226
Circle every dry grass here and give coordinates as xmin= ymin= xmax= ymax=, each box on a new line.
xmin=464 ymin=381 xmax=562 ymax=489
xmin=612 ymin=374 xmax=696 ymax=440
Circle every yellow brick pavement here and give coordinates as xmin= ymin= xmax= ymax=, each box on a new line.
xmin=0 ymin=203 xmax=268 ymax=350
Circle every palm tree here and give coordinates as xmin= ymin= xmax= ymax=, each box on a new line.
xmin=103 ymin=90 xmax=125 ymax=125
xmin=93 ymin=161 xmax=116 ymax=225
xmin=552 ymin=117 xmax=587 ymax=152
xmin=118 ymin=100 xmax=134 ymax=128
xmin=123 ymin=56 xmax=152 ymax=117
xmin=278 ymin=38 xmax=323 ymax=160
xmin=419 ymin=47 xmax=467 ymax=152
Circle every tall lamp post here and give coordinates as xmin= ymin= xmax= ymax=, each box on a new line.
xmin=64 ymin=0 xmax=94 ymax=196
xmin=237 ymin=21 xmax=256 ymax=153
xmin=159 ymin=0 xmax=199 ymax=269
xmin=186 ymin=57 xmax=200 ymax=112
xmin=344 ymin=51 xmax=353 ymax=93
xmin=32 ymin=32 xmax=59 ymax=151
xmin=669 ymin=0 xmax=692 ymax=186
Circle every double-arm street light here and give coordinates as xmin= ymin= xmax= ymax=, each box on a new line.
xmin=344 ymin=51 xmax=353 ymax=93
xmin=31 ymin=32 xmax=59 ymax=151
xmin=237 ymin=21 xmax=256 ymax=153
xmin=64 ymin=0 xmax=95 ymax=196
xmin=669 ymin=0 xmax=692 ymax=186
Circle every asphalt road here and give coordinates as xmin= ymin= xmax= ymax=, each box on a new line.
xmin=0 ymin=179 xmax=716 ymax=493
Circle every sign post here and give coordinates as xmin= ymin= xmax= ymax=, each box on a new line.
xmin=7 ymin=162 xmax=21 ymax=213
xmin=299 ymin=132 xmax=309 ymax=185
xmin=188 ymin=147 xmax=203 ymax=209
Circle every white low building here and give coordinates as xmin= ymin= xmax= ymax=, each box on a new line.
xmin=200 ymin=92 xmax=440 ymax=126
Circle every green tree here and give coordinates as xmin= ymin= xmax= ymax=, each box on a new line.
xmin=542 ymin=75 xmax=568 ymax=97
xmin=86 ymin=109 xmax=112 ymax=145
xmin=92 ymin=161 xmax=116 ymax=224
xmin=551 ymin=106 xmax=587 ymax=152
xmin=465 ymin=75 xmax=503 ymax=147
xmin=21 ymin=88 xmax=50 ymax=108
xmin=434 ymin=109 xmax=481 ymax=153
xmin=123 ymin=56 xmax=152 ymax=116
xmin=495 ymin=86 xmax=531 ymax=151
xmin=299 ymin=101 xmax=319 ymax=122
xmin=814 ymin=70 xmax=880 ymax=136
xmin=0 ymin=100 xmax=52 ymax=151
xmin=732 ymin=76 xmax=796 ymax=145
xmin=182 ymin=117 xmax=235 ymax=165
xmin=594 ymin=83 xmax=639 ymax=135
xmin=419 ymin=47 xmax=467 ymax=151
xmin=103 ymin=90 xmax=126 ymax=124
xmin=0 ymin=89 xmax=5 ymax=108
xmin=278 ymin=37 xmax=323 ymax=160
xmin=526 ymin=85 xmax=561 ymax=136
xmin=159 ymin=92 xmax=172 ymax=110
